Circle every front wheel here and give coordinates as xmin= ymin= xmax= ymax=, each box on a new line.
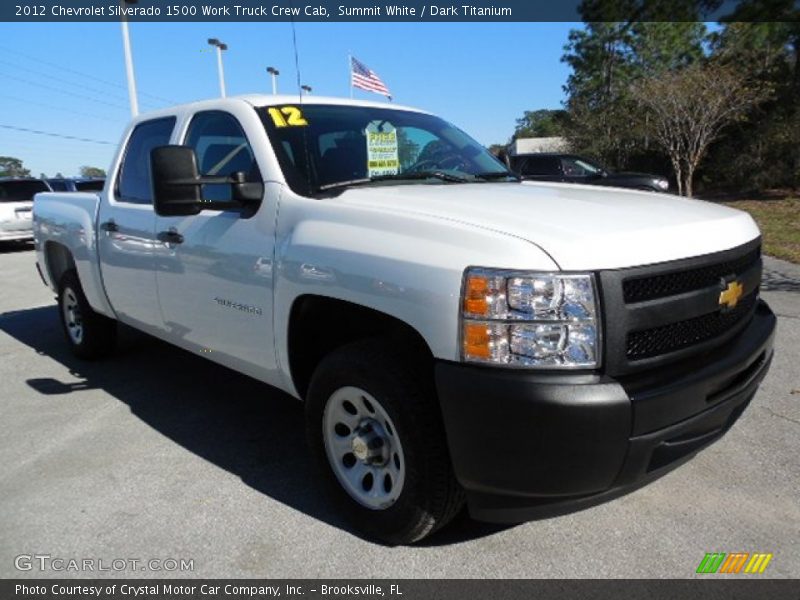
xmin=305 ymin=340 xmax=464 ymax=544
xmin=57 ymin=270 xmax=116 ymax=359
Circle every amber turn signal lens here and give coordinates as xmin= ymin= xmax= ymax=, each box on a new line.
xmin=464 ymin=275 xmax=490 ymax=316
xmin=463 ymin=322 xmax=492 ymax=359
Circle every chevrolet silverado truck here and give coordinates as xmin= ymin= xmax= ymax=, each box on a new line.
xmin=33 ymin=96 xmax=776 ymax=544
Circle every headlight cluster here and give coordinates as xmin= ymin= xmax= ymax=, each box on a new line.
xmin=461 ymin=268 xmax=600 ymax=368
xmin=655 ymin=178 xmax=669 ymax=191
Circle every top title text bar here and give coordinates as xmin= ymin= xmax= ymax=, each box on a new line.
xmin=2 ymin=0 xmax=791 ymax=23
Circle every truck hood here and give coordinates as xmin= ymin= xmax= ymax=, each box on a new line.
xmin=335 ymin=181 xmax=760 ymax=270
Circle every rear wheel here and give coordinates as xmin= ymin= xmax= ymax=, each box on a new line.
xmin=305 ymin=339 xmax=465 ymax=545
xmin=57 ymin=270 xmax=116 ymax=359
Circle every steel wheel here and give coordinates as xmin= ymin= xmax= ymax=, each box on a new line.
xmin=61 ymin=287 xmax=84 ymax=345
xmin=322 ymin=386 xmax=405 ymax=510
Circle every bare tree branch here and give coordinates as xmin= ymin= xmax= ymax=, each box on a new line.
xmin=632 ymin=62 xmax=770 ymax=196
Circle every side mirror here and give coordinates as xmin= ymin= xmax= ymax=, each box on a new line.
xmin=151 ymin=145 xmax=264 ymax=217
xmin=151 ymin=145 xmax=203 ymax=217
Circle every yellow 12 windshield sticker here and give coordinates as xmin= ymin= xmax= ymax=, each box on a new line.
xmin=365 ymin=121 xmax=399 ymax=177
xmin=268 ymin=106 xmax=308 ymax=128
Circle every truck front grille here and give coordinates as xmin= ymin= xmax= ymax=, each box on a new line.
xmin=598 ymin=239 xmax=762 ymax=376
xmin=622 ymin=247 xmax=761 ymax=303
xmin=626 ymin=291 xmax=758 ymax=360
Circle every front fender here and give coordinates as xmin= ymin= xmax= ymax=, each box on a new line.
xmin=273 ymin=192 xmax=558 ymax=395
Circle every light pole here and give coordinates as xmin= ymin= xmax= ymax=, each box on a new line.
xmin=301 ymin=85 xmax=312 ymax=95
xmin=266 ymin=66 xmax=279 ymax=95
xmin=120 ymin=0 xmax=139 ymax=116
xmin=207 ymin=38 xmax=228 ymax=98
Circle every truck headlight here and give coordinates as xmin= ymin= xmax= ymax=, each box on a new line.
xmin=654 ymin=178 xmax=669 ymax=191
xmin=461 ymin=269 xmax=600 ymax=368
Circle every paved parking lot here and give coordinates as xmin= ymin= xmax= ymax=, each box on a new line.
xmin=1 ymin=242 xmax=798 ymax=578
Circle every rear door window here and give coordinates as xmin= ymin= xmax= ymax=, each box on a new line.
xmin=520 ymin=156 xmax=561 ymax=177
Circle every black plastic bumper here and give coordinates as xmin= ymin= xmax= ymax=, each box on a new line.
xmin=435 ymin=300 xmax=776 ymax=523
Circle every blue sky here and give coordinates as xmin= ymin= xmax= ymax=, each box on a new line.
xmin=0 ymin=21 xmax=577 ymax=176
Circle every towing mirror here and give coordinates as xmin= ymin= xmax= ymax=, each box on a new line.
xmin=150 ymin=145 xmax=264 ymax=217
xmin=151 ymin=145 xmax=203 ymax=217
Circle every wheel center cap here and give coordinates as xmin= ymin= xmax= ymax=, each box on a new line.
xmin=351 ymin=420 xmax=389 ymax=465
xmin=351 ymin=437 xmax=369 ymax=461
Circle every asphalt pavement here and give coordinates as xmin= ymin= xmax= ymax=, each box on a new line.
xmin=1 ymin=242 xmax=798 ymax=578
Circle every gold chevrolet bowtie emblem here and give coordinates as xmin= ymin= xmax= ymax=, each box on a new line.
xmin=719 ymin=280 xmax=744 ymax=309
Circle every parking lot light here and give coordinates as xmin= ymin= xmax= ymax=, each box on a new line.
xmin=120 ymin=0 xmax=139 ymax=116
xmin=207 ymin=38 xmax=228 ymax=98
xmin=267 ymin=67 xmax=280 ymax=94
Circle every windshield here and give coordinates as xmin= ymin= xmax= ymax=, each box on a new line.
xmin=0 ymin=180 xmax=49 ymax=202
xmin=259 ymin=104 xmax=512 ymax=195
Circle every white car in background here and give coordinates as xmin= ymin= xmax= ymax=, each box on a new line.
xmin=0 ymin=178 xmax=51 ymax=242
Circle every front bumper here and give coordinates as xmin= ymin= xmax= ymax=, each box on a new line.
xmin=435 ymin=300 xmax=776 ymax=523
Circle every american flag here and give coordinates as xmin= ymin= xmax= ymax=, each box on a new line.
xmin=350 ymin=57 xmax=391 ymax=99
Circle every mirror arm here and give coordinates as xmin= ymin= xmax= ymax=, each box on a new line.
xmin=169 ymin=175 xmax=233 ymax=186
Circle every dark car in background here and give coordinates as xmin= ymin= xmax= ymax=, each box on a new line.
xmin=46 ymin=178 xmax=105 ymax=192
xmin=510 ymin=153 xmax=670 ymax=192
xmin=0 ymin=177 xmax=51 ymax=242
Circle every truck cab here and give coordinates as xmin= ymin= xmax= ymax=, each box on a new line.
xmin=32 ymin=96 xmax=776 ymax=544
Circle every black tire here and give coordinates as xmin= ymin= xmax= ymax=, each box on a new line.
xmin=57 ymin=269 xmax=116 ymax=359
xmin=305 ymin=339 xmax=465 ymax=545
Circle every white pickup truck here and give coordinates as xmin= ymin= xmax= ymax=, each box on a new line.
xmin=33 ymin=95 xmax=776 ymax=544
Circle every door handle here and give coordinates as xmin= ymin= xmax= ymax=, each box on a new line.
xmin=100 ymin=220 xmax=118 ymax=232
xmin=157 ymin=230 xmax=184 ymax=244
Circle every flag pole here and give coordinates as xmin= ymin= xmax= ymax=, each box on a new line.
xmin=348 ymin=52 xmax=353 ymax=98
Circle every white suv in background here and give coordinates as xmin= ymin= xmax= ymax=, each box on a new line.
xmin=0 ymin=178 xmax=50 ymax=242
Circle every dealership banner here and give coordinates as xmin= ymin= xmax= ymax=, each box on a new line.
xmin=2 ymin=0 xmax=790 ymax=22
xmin=3 ymin=580 xmax=800 ymax=600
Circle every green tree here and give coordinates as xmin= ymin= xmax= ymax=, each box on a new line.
xmin=0 ymin=156 xmax=31 ymax=178
xmin=704 ymin=11 xmax=800 ymax=191
xmin=513 ymin=110 xmax=568 ymax=139
xmin=561 ymin=12 xmax=705 ymax=168
xmin=79 ymin=165 xmax=106 ymax=178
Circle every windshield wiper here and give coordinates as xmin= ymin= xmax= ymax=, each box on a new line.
xmin=473 ymin=171 xmax=520 ymax=181
xmin=318 ymin=170 xmax=472 ymax=192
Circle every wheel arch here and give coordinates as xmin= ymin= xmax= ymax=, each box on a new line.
xmin=287 ymin=294 xmax=435 ymax=400
xmin=43 ymin=241 xmax=77 ymax=289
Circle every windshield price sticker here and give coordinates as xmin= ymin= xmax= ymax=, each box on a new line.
xmin=366 ymin=121 xmax=399 ymax=177
xmin=268 ymin=106 xmax=308 ymax=128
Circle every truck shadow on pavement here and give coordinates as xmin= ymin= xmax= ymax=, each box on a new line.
xmin=0 ymin=304 xmax=511 ymax=547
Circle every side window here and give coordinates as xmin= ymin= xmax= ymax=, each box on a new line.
xmin=185 ymin=111 xmax=260 ymax=202
xmin=116 ymin=117 xmax=176 ymax=204
xmin=521 ymin=156 xmax=560 ymax=176
xmin=561 ymin=157 xmax=592 ymax=177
